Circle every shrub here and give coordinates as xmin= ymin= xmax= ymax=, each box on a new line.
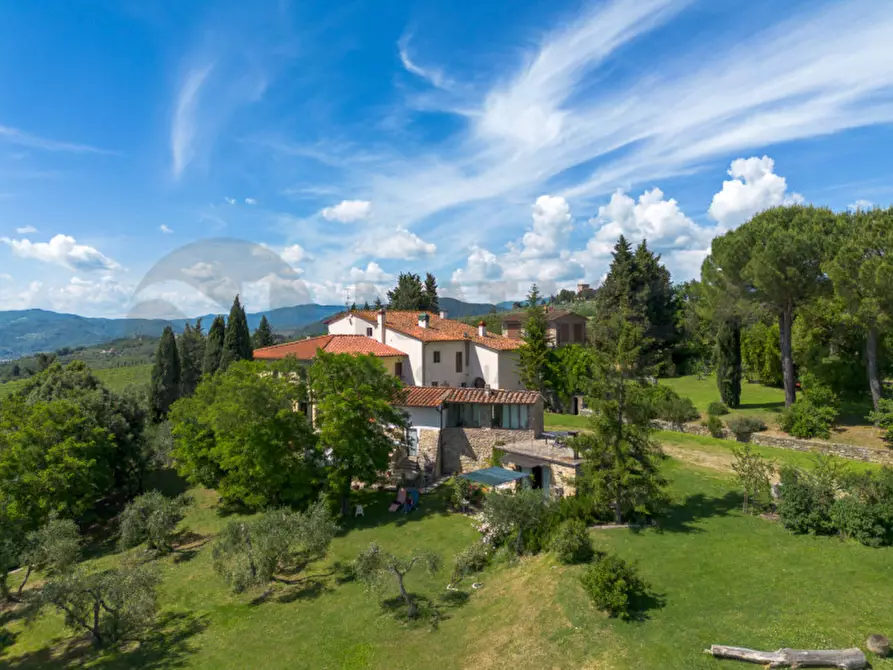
xmin=551 ymin=519 xmax=594 ymax=564
xmin=780 ymin=401 xmax=838 ymax=439
xmin=725 ymin=416 xmax=766 ymax=441
xmin=830 ymin=468 xmax=893 ymax=547
xmin=703 ymin=415 xmax=725 ymax=438
xmin=448 ymin=476 xmax=473 ymax=510
xmin=776 ymin=465 xmax=838 ymax=535
xmin=451 ymin=541 xmax=492 ymax=583
xmin=580 ymin=554 xmax=650 ymax=620
xmin=730 ymin=445 xmax=774 ymax=514
xmin=868 ymin=397 xmax=893 ymax=446
xmin=652 ymin=386 xmax=699 ymax=427
xmin=119 ymin=491 xmax=190 ymax=555
xmin=707 ymin=401 xmax=729 ymax=416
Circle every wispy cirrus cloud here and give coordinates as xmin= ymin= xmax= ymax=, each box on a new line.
xmin=171 ymin=63 xmax=215 ymax=179
xmin=0 ymin=124 xmax=115 ymax=155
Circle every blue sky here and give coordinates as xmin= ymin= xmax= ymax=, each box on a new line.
xmin=2 ymin=0 xmax=893 ymax=318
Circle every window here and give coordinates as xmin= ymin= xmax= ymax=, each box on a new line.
xmin=460 ymin=382 xmax=467 ymax=388
xmin=495 ymin=404 xmax=529 ymax=429
xmin=407 ymin=430 xmax=419 ymax=457
xmin=559 ymin=324 xmax=570 ymax=344
xmin=366 ymin=327 xmax=373 ymax=337
xmin=431 ymin=381 xmax=438 ymax=387
xmin=455 ymin=351 xmax=463 ymax=372
xmin=394 ymin=361 xmax=403 ymax=378
xmin=433 ymin=351 xmax=441 ymax=363
xmin=573 ymin=323 xmax=584 ymax=342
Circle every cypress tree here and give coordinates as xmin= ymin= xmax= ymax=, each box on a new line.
xmin=518 ymin=284 xmax=552 ymax=398
xmin=386 ymin=273 xmax=425 ymax=310
xmin=715 ymin=319 xmax=742 ymax=407
xmin=220 ymin=295 xmax=253 ymax=371
xmin=178 ymin=319 xmax=206 ymax=397
xmin=372 ymin=296 xmax=383 ymax=310
xmin=203 ymin=315 xmax=226 ymax=376
xmin=423 ymin=273 xmax=440 ymax=312
xmin=252 ymin=315 xmax=275 ymax=349
xmin=150 ymin=326 xmax=181 ymax=422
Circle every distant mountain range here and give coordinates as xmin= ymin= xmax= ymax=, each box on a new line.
xmin=0 ymin=297 xmax=509 ymax=359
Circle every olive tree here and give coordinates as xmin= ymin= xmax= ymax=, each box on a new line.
xmin=17 ymin=515 xmax=81 ymax=596
xmin=353 ymin=543 xmax=441 ymax=619
xmin=119 ymin=491 xmax=190 ymax=555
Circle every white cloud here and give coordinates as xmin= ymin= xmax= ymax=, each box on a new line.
xmin=349 ymin=261 xmax=392 ymax=283
xmin=0 ymin=124 xmax=113 ymax=154
xmin=708 ymin=156 xmax=803 ymax=229
xmin=521 ymin=195 xmax=573 ymax=258
xmin=848 ymin=199 xmax=873 ymax=211
xmin=0 ymin=273 xmax=11 ymax=281
xmin=224 ymin=196 xmax=237 ymax=205
xmin=171 ymin=63 xmax=214 ymax=179
xmin=1 ymin=234 xmax=121 ymax=272
xmin=244 ymin=197 xmax=258 ymax=205
xmin=321 ymin=199 xmax=373 ymax=223
xmin=592 ymin=188 xmax=710 ymax=250
xmin=15 ymin=225 xmax=37 ymax=234
xmin=398 ymin=36 xmax=450 ymax=89
xmin=160 ymin=224 xmax=173 ymax=234
xmin=354 ymin=227 xmax=436 ymax=259
xmin=280 ymin=243 xmax=309 ymax=265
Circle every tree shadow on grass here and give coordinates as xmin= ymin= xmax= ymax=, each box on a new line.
xmin=625 ymin=589 xmax=667 ymax=623
xmin=377 ymin=588 xmax=473 ymax=630
xmin=736 ymin=401 xmax=784 ymax=412
xmin=171 ymin=531 xmax=209 ymax=564
xmin=1 ymin=610 xmax=208 ymax=670
xmin=336 ymin=489 xmax=453 ymax=536
xmin=655 ymin=491 xmax=743 ymax=534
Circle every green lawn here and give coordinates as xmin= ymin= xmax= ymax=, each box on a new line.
xmin=0 ymin=364 xmax=151 ymax=398
xmin=3 ymin=455 xmax=891 ymax=669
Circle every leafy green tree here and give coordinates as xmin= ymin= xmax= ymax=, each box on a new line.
xmin=517 ymin=284 xmax=552 ymax=398
xmin=211 ymin=501 xmax=336 ymax=593
xmin=353 ymin=542 xmax=441 ymax=620
xmin=220 ymin=295 xmax=253 ymax=371
xmin=309 ymin=351 xmax=408 ymax=515
xmin=35 ymin=352 xmax=57 ymax=372
xmin=673 ymin=280 xmax=714 ymax=375
xmin=17 ymin=515 xmax=81 ymax=596
xmin=9 ymin=361 xmax=149 ymax=497
xmin=709 ymin=205 xmax=839 ymax=406
xmin=252 ymin=315 xmax=275 ymax=349
xmin=556 ymin=288 xmax=577 ymax=304
xmin=575 ymin=310 xmax=668 ymax=524
xmin=202 ymin=315 xmax=226 ymax=375
xmin=550 ymin=344 xmax=597 ymax=410
xmin=422 ymin=273 xmax=440 ymax=312
xmin=826 ymin=207 xmax=893 ymax=410
xmin=0 ymin=499 xmax=24 ymax=602
xmin=387 ymin=272 xmax=426 ymax=310
xmin=730 ymin=445 xmax=774 ymax=514
xmin=171 ymin=361 xmax=319 ymax=510
xmin=40 ymin=564 xmax=160 ymax=648
xmin=480 ymin=488 xmax=549 ymax=555
xmin=177 ymin=319 xmax=205 ymax=398
xmin=715 ymin=318 xmax=742 ymax=407
xmin=119 ymin=491 xmax=190 ymax=555
xmin=149 ymin=326 xmax=181 ymax=422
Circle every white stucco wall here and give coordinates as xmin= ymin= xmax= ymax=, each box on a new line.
xmin=498 ymin=351 xmax=522 ymax=390
xmin=384 ymin=329 xmax=424 ymax=385
xmin=398 ymin=405 xmax=442 ymax=430
xmin=326 ymin=314 xmax=373 ymax=335
xmin=423 ymin=340 xmax=470 ymax=387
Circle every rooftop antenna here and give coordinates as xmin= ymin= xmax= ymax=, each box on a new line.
xmin=344 ymin=285 xmax=355 ymax=312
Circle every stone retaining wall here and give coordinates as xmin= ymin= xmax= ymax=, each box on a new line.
xmin=441 ymin=428 xmax=536 ymax=474
xmin=652 ymin=419 xmax=893 ymax=466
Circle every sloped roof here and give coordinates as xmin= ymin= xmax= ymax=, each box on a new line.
xmin=335 ymin=310 xmax=522 ymax=351
xmin=254 ymin=334 xmax=407 ymax=360
xmin=394 ymin=385 xmax=541 ymax=407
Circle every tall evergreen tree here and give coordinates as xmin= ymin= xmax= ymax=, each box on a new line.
xmin=386 ymin=273 xmax=425 ymax=310
xmin=518 ymin=284 xmax=552 ymax=398
xmin=203 ymin=315 xmax=226 ymax=376
xmin=220 ymin=296 xmax=253 ymax=371
xmin=178 ymin=320 xmax=205 ymax=398
xmin=150 ymin=327 xmax=181 ymax=422
xmin=422 ymin=273 xmax=440 ymax=312
xmin=252 ymin=315 xmax=275 ymax=349
xmin=362 ymin=300 xmax=371 ymax=310
xmin=715 ymin=319 xmax=742 ymax=407
xmin=575 ymin=309 xmax=668 ymax=524
xmin=372 ymin=296 xmax=383 ymax=310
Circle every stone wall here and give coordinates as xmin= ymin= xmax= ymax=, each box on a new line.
xmin=652 ymin=419 xmax=893 ymax=466
xmin=441 ymin=428 xmax=536 ymax=474
xmin=550 ymin=463 xmax=578 ymax=497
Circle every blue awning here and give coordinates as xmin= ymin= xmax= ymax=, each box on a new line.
xmin=459 ymin=467 xmax=528 ymax=487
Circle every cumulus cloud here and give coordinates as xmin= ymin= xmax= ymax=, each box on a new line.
xmin=16 ymin=225 xmax=37 ymax=234
xmin=160 ymin=224 xmax=173 ymax=234
xmin=349 ymin=261 xmax=392 ymax=283
xmin=280 ymin=243 xmax=309 ymax=265
xmin=224 ymin=196 xmax=237 ymax=205
xmin=1 ymin=234 xmax=121 ymax=272
xmin=321 ymin=199 xmax=373 ymax=223
xmin=848 ymin=199 xmax=873 ymax=211
xmin=244 ymin=197 xmax=257 ymax=205
xmin=354 ymin=227 xmax=436 ymax=259
xmin=708 ymin=156 xmax=803 ymax=229
xmin=520 ymin=195 xmax=573 ymax=258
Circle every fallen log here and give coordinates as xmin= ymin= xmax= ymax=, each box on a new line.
xmin=703 ymin=645 xmax=867 ymax=669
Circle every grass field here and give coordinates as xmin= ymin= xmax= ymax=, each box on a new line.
xmin=0 ymin=364 xmax=152 ymax=398
xmin=3 ymin=444 xmax=891 ymax=669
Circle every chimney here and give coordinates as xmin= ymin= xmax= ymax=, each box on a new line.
xmin=478 ymin=320 xmax=486 ymax=337
xmin=439 ymin=310 xmax=447 ymax=319
xmin=377 ymin=308 xmax=386 ymax=343
xmin=418 ymin=313 xmax=429 ymax=329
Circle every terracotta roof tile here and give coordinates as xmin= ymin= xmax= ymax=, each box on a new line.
xmin=393 ymin=385 xmax=542 ymax=407
xmin=254 ymin=334 xmax=406 ymax=360
xmin=348 ymin=310 xmax=522 ymax=351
